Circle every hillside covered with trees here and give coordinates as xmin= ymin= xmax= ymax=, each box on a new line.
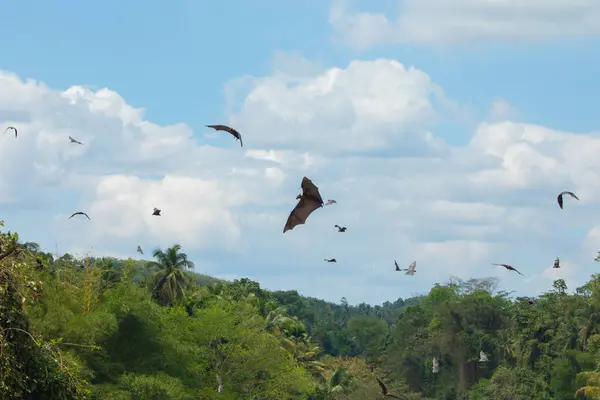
xmin=2 ymin=221 xmax=600 ymax=399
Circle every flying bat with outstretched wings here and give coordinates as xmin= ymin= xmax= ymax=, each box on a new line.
xmin=152 ymin=207 xmax=161 ymax=216
xmin=137 ymin=245 xmax=144 ymax=255
xmin=324 ymin=258 xmax=337 ymax=263
xmin=283 ymin=177 xmax=324 ymax=233
xmin=557 ymin=191 xmax=579 ymax=209
xmin=69 ymin=136 xmax=83 ymax=145
xmin=394 ymin=260 xmax=400 ymax=271
xmin=206 ymin=124 xmax=243 ymax=147
xmin=334 ymin=225 xmax=346 ymax=232
xmin=492 ymin=263 xmax=524 ymax=276
xmin=325 ymin=199 xmax=337 ymax=206
xmin=69 ymin=211 xmax=90 ymax=220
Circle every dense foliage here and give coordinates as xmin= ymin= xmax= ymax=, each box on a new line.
xmin=2 ymin=222 xmax=600 ymax=399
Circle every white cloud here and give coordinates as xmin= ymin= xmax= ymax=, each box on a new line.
xmin=329 ymin=0 xmax=600 ymax=49
xmin=0 ymin=59 xmax=598 ymax=305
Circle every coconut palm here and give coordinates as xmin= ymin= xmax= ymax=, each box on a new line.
xmin=146 ymin=244 xmax=195 ymax=306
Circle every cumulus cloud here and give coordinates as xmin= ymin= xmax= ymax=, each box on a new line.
xmin=329 ymin=0 xmax=600 ymax=49
xmin=0 ymin=58 xmax=598 ymax=305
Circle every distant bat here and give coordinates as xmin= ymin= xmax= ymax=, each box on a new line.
xmin=394 ymin=260 xmax=400 ymax=271
xmin=4 ymin=126 xmax=17 ymax=138
xmin=375 ymin=377 xmax=401 ymax=398
xmin=557 ymin=191 xmax=579 ymax=209
xmin=479 ymin=351 xmax=488 ymax=362
xmin=432 ymin=357 xmax=439 ymax=373
xmin=152 ymin=207 xmax=161 ymax=216
xmin=492 ymin=263 xmax=524 ymax=276
xmin=68 ymin=211 xmax=90 ymax=220
xmin=325 ymin=199 xmax=337 ymax=206
xmin=553 ymin=257 xmax=560 ymax=269
xmin=283 ymin=177 xmax=324 ymax=233
xmin=206 ymin=124 xmax=243 ymax=147
xmin=137 ymin=245 xmax=144 ymax=255
xmin=324 ymin=258 xmax=337 ymax=263
xmin=334 ymin=225 xmax=347 ymax=232
xmin=400 ymin=261 xmax=416 ymax=275
xmin=69 ymin=136 xmax=83 ymax=145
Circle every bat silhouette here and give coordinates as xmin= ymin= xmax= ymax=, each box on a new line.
xmin=400 ymin=261 xmax=416 ymax=275
xmin=325 ymin=199 xmax=337 ymax=206
xmin=479 ymin=351 xmax=489 ymax=362
xmin=553 ymin=257 xmax=560 ymax=269
xmin=492 ymin=263 xmax=524 ymax=276
xmin=557 ymin=191 xmax=579 ymax=209
xmin=283 ymin=177 xmax=324 ymax=233
xmin=69 ymin=136 xmax=83 ymax=145
xmin=375 ymin=377 xmax=401 ymax=398
xmin=137 ymin=245 xmax=144 ymax=255
xmin=4 ymin=126 xmax=17 ymax=138
xmin=324 ymin=258 xmax=337 ymax=263
xmin=69 ymin=211 xmax=90 ymax=220
xmin=334 ymin=225 xmax=347 ymax=232
xmin=394 ymin=260 xmax=400 ymax=271
xmin=206 ymin=124 xmax=243 ymax=147
xmin=152 ymin=207 xmax=161 ymax=216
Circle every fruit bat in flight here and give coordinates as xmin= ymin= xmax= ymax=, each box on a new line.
xmin=206 ymin=124 xmax=243 ymax=147
xmin=69 ymin=211 xmax=90 ymax=220
xmin=557 ymin=191 xmax=579 ymax=209
xmin=69 ymin=136 xmax=83 ymax=145
xmin=137 ymin=245 xmax=144 ymax=255
xmin=375 ymin=377 xmax=401 ymax=398
xmin=553 ymin=257 xmax=560 ymax=269
xmin=324 ymin=258 xmax=337 ymax=263
xmin=4 ymin=126 xmax=17 ymax=138
xmin=283 ymin=177 xmax=324 ymax=233
xmin=492 ymin=263 xmax=524 ymax=276
xmin=325 ymin=199 xmax=337 ymax=206
xmin=152 ymin=207 xmax=161 ymax=216
xmin=394 ymin=260 xmax=400 ymax=271
xmin=334 ymin=225 xmax=347 ymax=232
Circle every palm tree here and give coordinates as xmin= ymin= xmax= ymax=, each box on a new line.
xmin=146 ymin=244 xmax=195 ymax=306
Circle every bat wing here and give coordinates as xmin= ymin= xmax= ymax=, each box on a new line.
xmin=283 ymin=196 xmax=322 ymax=233
xmin=567 ymin=191 xmax=579 ymax=200
xmin=300 ymin=177 xmax=324 ymax=205
xmin=557 ymin=193 xmax=564 ymax=209
xmin=68 ymin=212 xmax=77 ymax=219
xmin=376 ymin=377 xmax=387 ymax=394
xmin=83 ymin=213 xmax=91 ymax=220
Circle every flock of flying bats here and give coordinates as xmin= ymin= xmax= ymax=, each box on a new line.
xmin=3 ymin=122 xmax=582 ymax=396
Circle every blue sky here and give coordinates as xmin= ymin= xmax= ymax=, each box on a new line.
xmin=1 ymin=0 xmax=600 ymax=304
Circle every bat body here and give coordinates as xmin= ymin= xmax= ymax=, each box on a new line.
xmin=137 ymin=245 xmax=144 ymax=255
xmin=394 ymin=260 xmax=400 ymax=271
xmin=283 ymin=177 xmax=324 ymax=233
xmin=206 ymin=124 xmax=243 ymax=147
xmin=69 ymin=211 xmax=90 ymax=220
xmin=324 ymin=258 xmax=337 ymax=263
xmin=334 ymin=225 xmax=347 ymax=232
xmin=375 ymin=377 xmax=401 ymax=399
xmin=553 ymin=257 xmax=560 ymax=269
xmin=152 ymin=207 xmax=161 ymax=216
xmin=69 ymin=136 xmax=83 ymax=145
xmin=479 ymin=351 xmax=488 ymax=362
xmin=4 ymin=126 xmax=17 ymax=138
xmin=557 ymin=191 xmax=579 ymax=209
xmin=325 ymin=199 xmax=337 ymax=206
xmin=492 ymin=263 xmax=524 ymax=276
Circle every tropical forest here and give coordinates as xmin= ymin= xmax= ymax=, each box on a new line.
xmin=2 ymin=222 xmax=600 ymax=400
